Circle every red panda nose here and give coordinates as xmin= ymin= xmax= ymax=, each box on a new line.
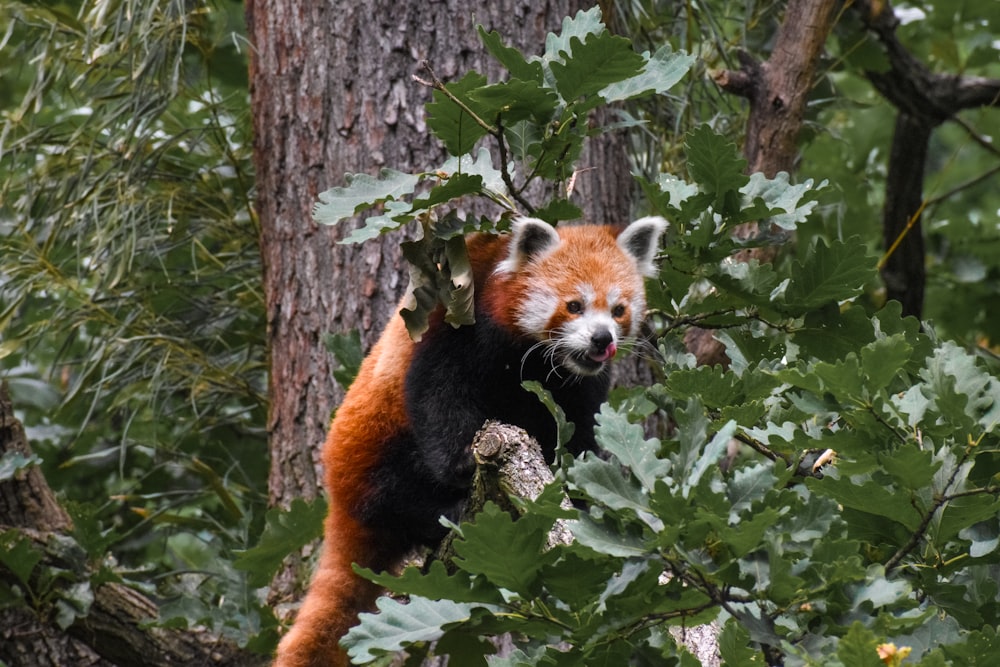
xmin=589 ymin=331 xmax=617 ymax=362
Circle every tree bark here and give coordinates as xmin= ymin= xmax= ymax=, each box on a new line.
xmin=0 ymin=384 xmax=263 ymax=667
xmin=691 ymin=0 xmax=840 ymax=366
xmin=246 ymin=0 xmax=636 ymax=604
xmin=880 ymin=113 xmax=930 ymax=318
xmin=716 ymin=0 xmax=841 ymax=178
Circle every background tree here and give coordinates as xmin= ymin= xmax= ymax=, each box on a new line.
xmin=244 ymin=0 xmax=639 ymax=604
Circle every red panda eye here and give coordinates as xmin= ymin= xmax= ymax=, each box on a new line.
xmin=612 ymin=304 xmax=626 ymax=318
xmin=566 ymin=300 xmax=583 ymax=314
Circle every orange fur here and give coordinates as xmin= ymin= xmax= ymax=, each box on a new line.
xmin=273 ymin=220 xmax=664 ymax=667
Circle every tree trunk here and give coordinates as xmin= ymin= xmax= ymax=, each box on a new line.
xmin=880 ymin=113 xmax=930 ymax=318
xmin=854 ymin=0 xmax=1000 ymax=319
xmin=691 ymin=0 xmax=840 ymax=366
xmin=246 ymin=0 xmax=635 ymax=603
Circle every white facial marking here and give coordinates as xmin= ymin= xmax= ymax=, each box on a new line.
xmin=516 ymin=287 xmax=559 ymax=337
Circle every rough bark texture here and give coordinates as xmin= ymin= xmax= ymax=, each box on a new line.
xmin=247 ymin=0 xmax=634 ymax=509
xmin=691 ymin=0 xmax=840 ymax=366
xmin=0 ymin=384 xmax=264 ymax=667
xmin=854 ymin=0 xmax=1000 ymax=318
xmin=719 ymin=0 xmax=841 ymax=178
xmin=246 ymin=0 xmax=636 ymax=602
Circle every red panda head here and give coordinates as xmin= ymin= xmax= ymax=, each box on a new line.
xmin=489 ymin=216 xmax=666 ymax=377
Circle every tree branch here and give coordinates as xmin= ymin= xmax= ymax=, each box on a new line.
xmin=851 ymin=0 xmax=1000 ymax=318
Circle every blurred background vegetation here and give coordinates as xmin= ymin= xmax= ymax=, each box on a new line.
xmin=0 ymin=0 xmax=997 ymax=650
xmin=0 ymin=0 xmax=271 ymax=642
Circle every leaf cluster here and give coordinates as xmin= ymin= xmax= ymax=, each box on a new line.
xmin=0 ymin=0 xmax=272 ymax=652
xmin=339 ymin=99 xmax=1000 ymax=666
xmin=311 ymin=7 xmax=695 ymax=339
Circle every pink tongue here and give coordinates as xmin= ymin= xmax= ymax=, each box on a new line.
xmin=590 ymin=342 xmax=617 ymax=363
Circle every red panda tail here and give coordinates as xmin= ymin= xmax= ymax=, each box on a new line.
xmin=272 ymin=507 xmax=384 ymax=667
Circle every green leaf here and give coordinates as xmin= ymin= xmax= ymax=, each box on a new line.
xmin=398 ymin=232 xmax=476 ymax=340
xmin=522 ymin=381 xmax=574 ymax=449
xmin=533 ymin=199 xmax=582 ymax=224
xmin=539 ymin=549 xmax=620 ymax=608
xmin=337 ymin=198 xmax=415 ymax=245
xmin=738 ymin=171 xmax=822 ymax=230
xmin=543 ymin=7 xmax=606 ymax=68
xmin=921 ymin=342 xmax=1000 ymax=432
xmin=412 ymin=174 xmax=484 ymax=212
xmin=425 ymin=72 xmax=492 ymax=156
xmin=652 ymin=172 xmax=700 ymax=211
xmin=718 ymin=620 xmax=765 ymax=664
xmin=852 ymin=565 xmax=911 ymax=609
xmin=470 ymin=79 xmax=558 ymax=125
xmin=727 ymin=462 xmax=778 ymax=516
xmin=452 ymin=502 xmax=550 ymax=596
xmin=710 ymin=258 xmax=781 ymax=307
xmin=568 ymin=454 xmax=662 ymax=531
xmin=600 ymin=44 xmax=694 ymax=103
xmin=437 ymin=148 xmax=510 ymax=203
xmin=0 ymin=530 xmax=42 ymax=588
xmin=686 ymin=420 xmax=736 ymax=496
xmin=592 ymin=404 xmax=669 ymax=490
xmin=550 ymin=32 xmax=646 ymax=102
xmin=836 ymin=621 xmax=884 ymax=667
xmin=344 ymin=596 xmax=496 ymax=662
xmin=434 ymin=631 xmax=495 ymax=667
xmin=477 ymin=25 xmax=543 ymax=82
xmin=323 ymin=328 xmax=363 ymax=389
xmin=941 ymin=626 xmax=1000 ymax=665
xmin=784 ymin=236 xmax=876 ymax=310
xmin=860 ymin=334 xmax=912 ymax=390
xmin=671 ymin=397 xmax=709 ymax=487
xmin=779 ymin=354 xmax=866 ymax=400
xmin=570 ymin=514 xmax=649 ymax=558
xmin=233 ymin=497 xmax=327 ymax=587
xmin=808 ymin=476 xmax=922 ymax=532
xmin=54 ymin=580 xmax=93 ymax=629
xmin=357 ymin=560 xmax=503 ymax=605
xmin=313 ymin=169 xmax=420 ymax=226
xmin=879 ymin=444 xmax=940 ymax=489
xmin=684 ymin=124 xmax=749 ymax=202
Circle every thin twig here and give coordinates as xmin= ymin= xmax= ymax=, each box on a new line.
xmin=413 ymin=61 xmax=498 ymax=135
xmin=884 ymin=445 xmax=974 ymax=573
xmin=494 ymin=115 xmax=536 ymax=215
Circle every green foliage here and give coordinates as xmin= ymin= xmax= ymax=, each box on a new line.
xmin=3 ymin=1 xmax=998 ymax=664
xmin=0 ymin=0 xmax=270 ymax=651
xmin=812 ymin=1 xmax=1000 ymax=346
xmin=338 ymin=113 xmax=1000 ymax=665
xmin=323 ymin=329 xmax=364 ymax=390
xmin=312 ymin=6 xmax=695 ymax=338
xmin=233 ymin=497 xmax=328 ymax=588
xmin=0 ymin=529 xmax=94 ymax=629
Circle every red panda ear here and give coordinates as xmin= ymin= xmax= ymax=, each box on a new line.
xmin=618 ymin=216 xmax=667 ymax=277
xmin=498 ymin=217 xmax=562 ymax=273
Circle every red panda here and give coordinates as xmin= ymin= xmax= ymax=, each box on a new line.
xmin=273 ymin=216 xmax=666 ymax=667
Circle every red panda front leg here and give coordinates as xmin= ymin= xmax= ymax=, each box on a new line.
xmin=272 ymin=504 xmax=392 ymax=667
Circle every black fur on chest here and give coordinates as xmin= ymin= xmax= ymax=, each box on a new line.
xmin=354 ymin=312 xmax=610 ymax=548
